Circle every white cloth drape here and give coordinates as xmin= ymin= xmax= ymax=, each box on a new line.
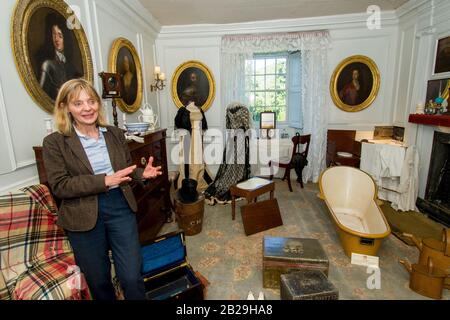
xmin=221 ymin=31 xmax=330 ymax=183
xmin=361 ymin=143 xmax=419 ymax=211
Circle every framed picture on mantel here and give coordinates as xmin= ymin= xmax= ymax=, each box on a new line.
xmin=433 ymin=35 xmax=450 ymax=77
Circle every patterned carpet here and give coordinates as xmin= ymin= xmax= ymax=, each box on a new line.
xmin=159 ymin=180 xmax=450 ymax=300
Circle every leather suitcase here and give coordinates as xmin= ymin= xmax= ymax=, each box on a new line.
xmin=280 ymin=270 xmax=339 ymax=300
xmin=141 ymin=231 xmax=204 ymax=300
xmin=263 ymin=236 xmax=329 ymax=289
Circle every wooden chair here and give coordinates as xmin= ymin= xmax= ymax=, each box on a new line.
xmin=268 ymin=134 xmax=311 ymax=192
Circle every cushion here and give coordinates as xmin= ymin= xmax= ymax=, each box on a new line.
xmin=236 ymin=177 xmax=271 ymax=190
xmin=0 ymin=185 xmax=72 ymax=275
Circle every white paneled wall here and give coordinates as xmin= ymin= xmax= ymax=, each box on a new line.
xmin=156 ymin=11 xmax=400 ymax=172
xmin=0 ymin=0 xmax=160 ymax=193
xmin=393 ymin=0 xmax=450 ymax=197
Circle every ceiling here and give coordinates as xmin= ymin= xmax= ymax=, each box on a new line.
xmin=139 ymin=0 xmax=409 ymax=26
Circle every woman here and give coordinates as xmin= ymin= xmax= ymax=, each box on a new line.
xmin=42 ymin=78 xmax=162 ymax=300
xmin=174 ymin=86 xmax=212 ymax=191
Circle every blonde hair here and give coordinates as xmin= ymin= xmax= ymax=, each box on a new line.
xmin=53 ymin=78 xmax=108 ymax=135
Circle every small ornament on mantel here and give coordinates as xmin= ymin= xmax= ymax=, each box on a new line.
xmin=415 ymin=102 xmax=424 ymax=114
xmin=441 ymin=99 xmax=448 ymax=113
xmin=122 ymin=113 xmax=127 ymax=126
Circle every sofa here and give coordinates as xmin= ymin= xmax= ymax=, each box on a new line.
xmin=0 ymin=184 xmax=90 ymax=300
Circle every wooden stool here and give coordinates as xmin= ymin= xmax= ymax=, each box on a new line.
xmin=230 ymin=177 xmax=275 ymax=220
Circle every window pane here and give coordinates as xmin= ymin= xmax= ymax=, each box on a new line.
xmin=255 ymin=92 xmax=265 ymax=106
xmin=255 ymin=59 xmax=265 ymax=75
xmin=255 ymin=75 xmax=265 ymax=90
xmin=276 ymin=92 xmax=286 ymax=107
xmin=277 ymin=59 xmax=286 ymax=74
xmin=277 ymin=107 xmax=286 ymax=122
xmin=266 ymin=91 xmax=275 ymax=107
xmin=276 ymin=75 xmax=286 ymax=90
xmin=266 ymin=59 xmax=275 ymax=74
xmin=246 ymin=55 xmax=290 ymax=124
xmin=245 ymin=60 xmax=254 ymax=75
xmin=266 ymin=75 xmax=275 ymax=90
xmin=245 ymin=76 xmax=254 ymax=91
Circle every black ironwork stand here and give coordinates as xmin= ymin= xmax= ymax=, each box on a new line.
xmin=111 ymin=98 xmax=119 ymax=127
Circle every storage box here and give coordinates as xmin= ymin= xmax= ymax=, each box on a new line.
xmin=141 ymin=231 xmax=204 ymax=300
xmin=280 ymin=270 xmax=339 ymax=300
xmin=263 ymin=236 xmax=329 ymax=289
xmin=241 ymin=199 xmax=283 ymax=236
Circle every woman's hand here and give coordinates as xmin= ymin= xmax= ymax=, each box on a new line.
xmin=105 ymin=165 xmax=137 ymax=187
xmin=143 ymin=156 xmax=163 ymax=179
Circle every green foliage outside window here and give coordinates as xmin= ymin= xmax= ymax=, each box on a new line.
xmin=245 ymin=55 xmax=287 ymax=123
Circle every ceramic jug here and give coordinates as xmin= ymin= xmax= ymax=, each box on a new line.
xmin=138 ymin=103 xmax=158 ymax=129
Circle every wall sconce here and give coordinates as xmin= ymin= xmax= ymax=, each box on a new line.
xmin=150 ymin=65 xmax=166 ymax=92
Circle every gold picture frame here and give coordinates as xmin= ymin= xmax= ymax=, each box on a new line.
xmin=108 ymin=37 xmax=143 ymax=113
xmin=330 ymin=55 xmax=380 ymax=112
xmin=11 ymin=0 xmax=93 ymax=114
xmin=171 ymin=60 xmax=215 ymax=112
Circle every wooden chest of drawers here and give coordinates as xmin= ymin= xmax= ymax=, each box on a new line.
xmin=33 ymin=129 xmax=170 ymax=244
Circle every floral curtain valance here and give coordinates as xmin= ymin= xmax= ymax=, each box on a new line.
xmin=221 ymin=30 xmax=331 ymax=54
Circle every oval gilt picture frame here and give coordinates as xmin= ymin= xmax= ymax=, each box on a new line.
xmin=11 ymin=0 xmax=93 ymax=114
xmin=171 ymin=60 xmax=215 ymax=112
xmin=108 ymin=37 xmax=143 ymax=113
xmin=330 ymin=55 xmax=380 ymax=112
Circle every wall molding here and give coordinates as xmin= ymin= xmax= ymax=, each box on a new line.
xmin=95 ymin=0 xmax=155 ymax=37
xmin=0 ymin=78 xmax=16 ymax=174
xmin=0 ymin=175 xmax=39 ymax=194
xmin=118 ymin=0 xmax=161 ymax=37
xmin=84 ymin=0 xmax=102 ymax=91
xmin=396 ymin=0 xmax=431 ymax=19
xmin=158 ymin=11 xmax=398 ymax=39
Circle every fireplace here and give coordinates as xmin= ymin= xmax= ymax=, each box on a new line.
xmin=417 ymin=131 xmax=450 ymax=226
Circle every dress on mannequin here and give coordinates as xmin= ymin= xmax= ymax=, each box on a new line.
xmin=175 ymin=102 xmax=212 ymax=191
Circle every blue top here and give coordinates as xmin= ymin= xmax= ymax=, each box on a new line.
xmin=74 ymin=126 xmax=115 ymax=177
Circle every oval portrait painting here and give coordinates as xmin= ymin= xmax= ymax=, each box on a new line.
xmin=12 ymin=0 xmax=93 ymax=113
xmin=172 ymin=61 xmax=215 ymax=112
xmin=108 ymin=37 xmax=143 ymax=113
xmin=330 ymin=55 xmax=380 ymax=112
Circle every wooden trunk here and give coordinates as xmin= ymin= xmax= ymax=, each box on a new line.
xmin=280 ymin=270 xmax=339 ymax=300
xmin=263 ymin=236 xmax=329 ymax=289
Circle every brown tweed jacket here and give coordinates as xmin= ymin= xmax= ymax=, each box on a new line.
xmin=42 ymin=125 xmax=143 ymax=232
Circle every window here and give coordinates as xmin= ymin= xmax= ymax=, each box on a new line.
xmin=245 ymin=53 xmax=287 ymax=123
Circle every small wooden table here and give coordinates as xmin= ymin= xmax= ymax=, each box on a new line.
xmin=230 ymin=178 xmax=275 ymax=220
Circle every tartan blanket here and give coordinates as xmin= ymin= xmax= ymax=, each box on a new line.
xmin=0 ymin=185 xmax=90 ymax=300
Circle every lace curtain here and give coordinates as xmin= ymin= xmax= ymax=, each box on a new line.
xmin=221 ymin=31 xmax=331 ymax=183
